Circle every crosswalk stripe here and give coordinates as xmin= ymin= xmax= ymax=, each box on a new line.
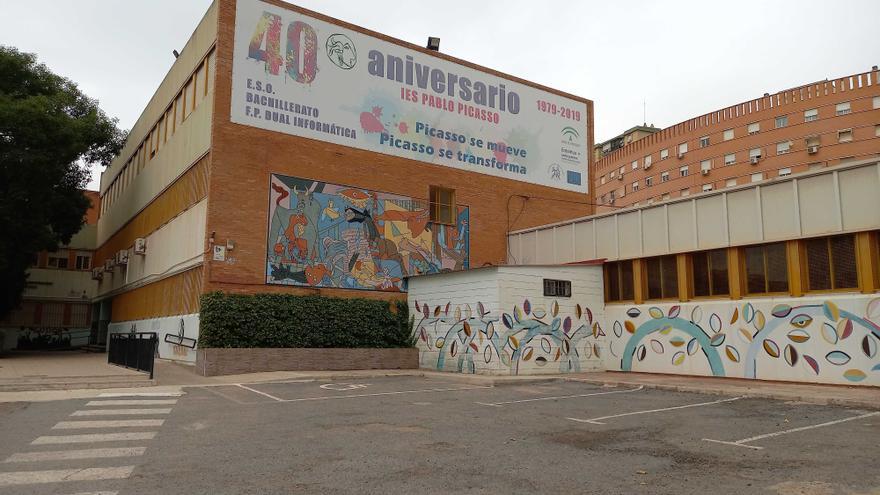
xmin=53 ymin=419 xmax=165 ymax=430
xmin=5 ymin=447 xmax=147 ymax=463
xmin=98 ymin=392 xmax=182 ymax=397
xmin=86 ymin=399 xmax=177 ymax=406
xmin=0 ymin=466 xmax=135 ymax=486
xmin=71 ymin=408 xmax=172 ymax=417
xmin=32 ymin=432 xmax=157 ymax=445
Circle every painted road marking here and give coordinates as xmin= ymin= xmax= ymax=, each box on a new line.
xmin=5 ymin=447 xmax=147 ymax=463
xmin=60 ymin=492 xmax=119 ymax=495
xmin=319 ymin=383 xmax=369 ymax=391
xmin=236 ymin=384 xmax=284 ymax=402
xmin=86 ymin=399 xmax=177 ymax=406
xmin=53 ymin=419 xmax=165 ymax=430
xmin=97 ymin=392 xmax=182 ymax=397
xmin=703 ymin=411 xmax=880 ymax=450
xmin=0 ymin=466 xmax=135 ymax=486
xmin=476 ymin=385 xmax=644 ymax=407
xmin=568 ymin=396 xmax=744 ymax=424
xmin=71 ymin=408 xmax=172 ymax=416
xmin=280 ymin=385 xmax=492 ymax=403
xmin=32 ymin=432 xmax=157 ymax=445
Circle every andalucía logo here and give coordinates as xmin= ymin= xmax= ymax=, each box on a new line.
xmin=561 ymin=126 xmax=580 ymax=142
xmin=326 ymin=34 xmax=356 ymax=69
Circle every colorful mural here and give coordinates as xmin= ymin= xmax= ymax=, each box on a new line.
xmin=414 ymin=299 xmax=604 ymax=375
xmin=267 ymin=174 xmax=469 ymax=291
xmin=606 ymin=296 xmax=880 ymax=386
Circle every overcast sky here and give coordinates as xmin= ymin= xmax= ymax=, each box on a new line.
xmin=1 ymin=0 xmax=877 ymax=190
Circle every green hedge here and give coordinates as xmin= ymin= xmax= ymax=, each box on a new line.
xmin=199 ymin=292 xmax=413 ymax=348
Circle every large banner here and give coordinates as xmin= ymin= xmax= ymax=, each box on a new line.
xmin=267 ymin=174 xmax=469 ymax=292
xmin=232 ymin=0 xmax=589 ymax=193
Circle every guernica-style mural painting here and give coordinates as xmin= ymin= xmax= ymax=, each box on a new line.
xmin=605 ymin=296 xmax=880 ymax=386
xmin=414 ymin=298 xmax=604 ymax=375
xmin=267 ymin=174 xmax=469 ymax=291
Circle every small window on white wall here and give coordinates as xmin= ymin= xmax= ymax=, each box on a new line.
xmin=543 ymin=279 xmax=571 ymax=297
xmin=723 ymin=129 xmax=734 ymax=141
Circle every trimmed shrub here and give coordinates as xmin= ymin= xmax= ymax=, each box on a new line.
xmin=199 ymin=292 xmax=412 ymax=348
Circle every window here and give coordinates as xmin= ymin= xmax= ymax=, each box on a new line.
xmin=723 ymin=129 xmax=734 ymax=141
xmin=662 ymin=193 xmax=670 ymax=200
xmin=47 ymin=250 xmax=69 ymax=269
xmin=679 ymin=166 xmax=689 ymax=177
xmin=632 ymin=181 xmax=640 ymax=192
xmin=428 ymin=186 xmax=455 ymax=224
xmin=751 ymin=173 xmax=764 ymax=183
xmin=838 ymin=129 xmax=853 ymax=143
xmin=678 ymin=143 xmax=688 ymax=155
xmin=692 ymin=249 xmax=729 ymax=297
xmin=874 ymin=96 xmax=880 ymax=109
xmin=75 ymin=254 xmax=91 ymax=270
xmin=644 ymin=155 xmax=652 ymax=168
xmin=543 ymin=279 xmax=571 ymax=297
xmin=702 ymin=184 xmax=713 ymax=192
xmin=744 ymin=243 xmax=788 ymax=294
xmin=776 ymin=141 xmax=791 ymax=155
xmin=775 ymin=115 xmax=788 ymax=128
xmin=680 ymin=188 xmax=690 ymax=197
xmin=600 ymin=176 xmax=606 ymax=185
xmin=610 ymin=170 xmax=616 ymax=180
xmin=808 ymin=162 xmax=824 ymax=171
xmin=835 ymin=101 xmax=851 ymax=116
xmin=661 ymin=172 xmax=669 ymax=182
xmin=806 ymin=135 xmax=820 ymax=148
xmin=157 ymin=117 xmax=165 ymax=152
xmin=725 ymin=179 xmax=737 ymax=188
xmin=804 ymin=108 xmax=818 ymax=122
xmin=619 ymin=166 xmax=625 ymax=176
xmin=645 ymin=255 xmax=678 ymax=300
xmin=749 ymin=148 xmax=762 ymax=159
xmin=645 ymin=176 xmax=654 ymax=187
xmin=609 ymin=190 xmax=616 ymax=202
xmin=778 ymin=168 xmax=792 ymax=177
xmin=660 ymin=149 xmax=669 ymax=160
xmin=631 ymin=160 xmax=639 ymax=170
xmin=875 ymin=124 xmax=880 ymax=137
xmin=699 ymin=136 xmax=710 ymax=148
xmin=604 ymin=260 xmax=634 ymax=302
xmin=747 ymin=122 xmax=760 ymax=135
xmin=700 ymin=160 xmax=712 ymax=173
xmin=805 ymin=235 xmax=858 ymax=291
xmin=724 ymin=153 xmax=736 ymax=166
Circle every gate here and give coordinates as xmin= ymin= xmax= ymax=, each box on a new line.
xmin=108 ymin=332 xmax=158 ymax=379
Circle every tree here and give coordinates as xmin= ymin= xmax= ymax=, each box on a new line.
xmin=0 ymin=46 xmax=126 ymax=319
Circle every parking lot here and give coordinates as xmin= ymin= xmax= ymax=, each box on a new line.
xmin=1 ymin=375 xmax=878 ymax=494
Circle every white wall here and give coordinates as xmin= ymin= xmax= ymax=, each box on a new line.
xmin=108 ymin=313 xmax=200 ymax=363
xmin=23 ymin=269 xmax=97 ymax=300
xmin=408 ymin=265 xmax=605 ymax=375
xmin=604 ymin=293 xmax=880 ymax=386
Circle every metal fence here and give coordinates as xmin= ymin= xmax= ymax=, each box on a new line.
xmin=108 ymin=332 xmax=158 ymax=379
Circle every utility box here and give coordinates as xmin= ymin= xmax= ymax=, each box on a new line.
xmin=407 ymin=264 xmax=605 ymax=375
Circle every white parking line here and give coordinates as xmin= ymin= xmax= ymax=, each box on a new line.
xmin=568 ymin=396 xmax=744 ymax=424
xmin=53 ymin=419 xmax=165 ymax=430
xmin=703 ymin=411 xmax=880 ymax=450
xmin=475 ymin=385 xmax=644 ymax=407
xmin=236 ymin=384 xmax=284 ymax=402
xmin=86 ymin=399 xmax=177 ymax=406
xmin=5 ymin=447 xmax=147 ymax=463
xmin=71 ymin=408 xmax=172 ymax=416
xmin=98 ymin=392 xmax=182 ymax=397
xmin=280 ymin=385 xmax=492 ymax=403
xmin=61 ymin=492 xmax=118 ymax=495
xmin=32 ymin=432 xmax=157 ymax=445
xmin=0 ymin=466 xmax=135 ymax=486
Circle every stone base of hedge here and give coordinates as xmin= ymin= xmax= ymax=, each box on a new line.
xmin=195 ymin=348 xmax=419 ymax=376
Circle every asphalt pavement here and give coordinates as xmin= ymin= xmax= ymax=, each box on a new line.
xmin=0 ymin=375 xmax=878 ymax=494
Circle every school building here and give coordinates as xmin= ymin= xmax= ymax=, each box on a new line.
xmin=90 ymin=0 xmax=593 ymax=363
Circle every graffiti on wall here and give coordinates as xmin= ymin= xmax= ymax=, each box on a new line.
xmin=414 ymin=299 xmax=603 ymax=374
xmin=267 ymin=174 xmax=469 ymax=291
xmin=607 ymin=297 xmax=880 ymax=386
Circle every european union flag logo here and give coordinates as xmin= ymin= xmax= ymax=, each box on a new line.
xmin=567 ymin=170 xmax=582 ymax=185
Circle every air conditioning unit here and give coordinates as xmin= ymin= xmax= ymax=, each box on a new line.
xmin=116 ymin=250 xmax=129 ymax=265
xmin=750 ymin=156 xmax=760 ymax=165
xmin=677 ymin=152 xmax=685 ymax=159
xmin=104 ymin=259 xmax=114 ymax=272
xmin=91 ymin=267 xmax=104 ymax=281
xmin=134 ymin=237 xmax=146 ymax=255
xmin=807 ymin=145 xmax=819 ymax=154
xmin=701 ymin=169 xmax=710 ymax=176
